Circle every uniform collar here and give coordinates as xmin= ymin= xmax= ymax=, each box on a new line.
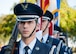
xmin=20 ymin=38 xmax=36 ymax=50
xmin=28 ymin=38 xmax=36 ymax=50
xmin=42 ymin=33 xmax=48 ymax=43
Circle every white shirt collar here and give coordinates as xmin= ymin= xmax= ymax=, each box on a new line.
xmin=19 ymin=38 xmax=36 ymax=54
xmin=42 ymin=33 xmax=48 ymax=43
xmin=28 ymin=38 xmax=36 ymax=50
xmin=20 ymin=40 xmax=26 ymax=50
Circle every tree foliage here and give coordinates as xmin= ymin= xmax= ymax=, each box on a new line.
xmin=60 ymin=0 xmax=76 ymax=37
xmin=0 ymin=14 xmax=16 ymax=44
xmin=0 ymin=15 xmax=16 ymax=37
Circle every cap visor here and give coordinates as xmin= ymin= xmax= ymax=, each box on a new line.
xmin=17 ymin=17 xmax=37 ymax=21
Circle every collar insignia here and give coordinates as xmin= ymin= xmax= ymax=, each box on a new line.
xmin=35 ymin=47 xmax=40 ymax=50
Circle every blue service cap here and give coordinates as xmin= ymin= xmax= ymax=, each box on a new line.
xmin=60 ymin=32 xmax=67 ymax=37
xmin=14 ymin=2 xmax=43 ymax=21
xmin=54 ymin=25 xmax=62 ymax=32
xmin=42 ymin=10 xmax=53 ymax=22
xmin=59 ymin=32 xmax=67 ymax=43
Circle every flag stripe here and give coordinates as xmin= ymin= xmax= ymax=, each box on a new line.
xmin=40 ymin=0 xmax=50 ymax=14
xmin=44 ymin=0 xmax=49 ymax=13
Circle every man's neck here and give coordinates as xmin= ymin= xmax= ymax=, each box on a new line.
xmin=42 ymin=29 xmax=48 ymax=36
xmin=22 ymin=35 xmax=36 ymax=45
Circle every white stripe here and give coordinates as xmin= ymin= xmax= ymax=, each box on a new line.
xmin=64 ymin=52 xmax=68 ymax=54
xmin=17 ymin=15 xmax=39 ymax=18
xmin=47 ymin=0 xmax=57 ymax=12
xmin=16 ymin=19 xmax=36 ymax=22
xmin=65 ymin=46 xmax=68 ymax=51
xmin=49 ymin=45 xmax=56 ymax=54
xmin=58 ymin=36 xmax=65 ymax=39
xmin=42 ymin=16 xmax=50 ymax=20
xmin=56 ymin=40 xmax=63 ymax=54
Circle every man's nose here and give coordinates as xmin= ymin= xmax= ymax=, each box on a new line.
xmin=23 ymin=22 xmax=29 ymax=28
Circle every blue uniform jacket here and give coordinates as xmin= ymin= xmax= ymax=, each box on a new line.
xmin=0 ymin=39 xmax=51 ymax=54
xmin=62 ymin=44 xmax=73 ymax=54
xmin=46 ymin=36 xmax=66 ymax=54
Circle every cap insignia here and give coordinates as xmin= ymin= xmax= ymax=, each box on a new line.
xmin=21 ymin=4 xmax=28 ymax=10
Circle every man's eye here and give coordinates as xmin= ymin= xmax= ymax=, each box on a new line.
xmin=28 ymin=21 xmax=32 ymax=23
xmin=42 ymin=20 xmax=45 ymax=22
xmin=20 ymin=22 xmax=25 ymax=24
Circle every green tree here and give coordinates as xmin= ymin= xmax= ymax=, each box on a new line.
xmin=0 ymin=14 xmax=16 ymax=44
xmin=0 ymin=15 xmax=16 ymax=37
xmin=60 ymin=0 xmax=76 ymax=37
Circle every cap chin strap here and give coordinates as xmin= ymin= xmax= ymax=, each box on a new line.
xmin=43 ymin=22 xmax=49 ymax=33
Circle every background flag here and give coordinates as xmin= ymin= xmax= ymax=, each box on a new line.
xmin=36 ymin=0 xmax=50 ymax=40
xmin=47 ymin=0 xmax=61 ymax=35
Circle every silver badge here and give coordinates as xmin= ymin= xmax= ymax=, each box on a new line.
xmin=47 ymin=40 xmax=49 ymax=42
xmin=35 ymin=47 xmax=40 ymax=50
xmin=21 ymin=4 xmax=28 ymax=10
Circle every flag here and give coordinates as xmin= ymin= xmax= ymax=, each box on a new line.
xmin=53 ymin=0 xmax=60 ymax=26
xmin=47 ymin=0 xmax=61 ymax=26
xmin=42 ymin=0 xmax=50 ymax=14
xmin=47 ymin=0 xmax=57 ymax=35
xmin=36 ymin=0 xmax=50 ymax=40
xmin=36 ymin=0 xmax=50 ymax=14
xmin=48 ymin=0 xmax=61 ymax=26
xmin=43 ymin=0 xmax=50 ymax=14
xmin=49 ymin=21 xmax=54 ymax=35
xmin=47 ymin=0 xmax=61 ymax=35
xmin=36 ymin=0 xmax=53 ymax=35
xmin=36 ymin=0 xmax=50 ymax=30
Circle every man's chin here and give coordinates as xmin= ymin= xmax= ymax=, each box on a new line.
xmin=22 ymin=34 xmax=30 ymax=38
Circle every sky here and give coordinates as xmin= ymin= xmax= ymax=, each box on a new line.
xmin=67 ymin=0 xmax=76 ymax=9
xmin=0 ymin=0 xmax=20 ymax=16
xmin=0 ymin=0 xmax=76 ymax=16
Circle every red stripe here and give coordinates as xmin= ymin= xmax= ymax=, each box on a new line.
xmin=40 ymin=0 xmax=43 ymax=30
xmin=44 ymin=0 xmax=49 ymax=8
xmin=44 ymin=0 xmax=49 ymax=13
xmin=49 ymin=22 xmax=54 ymax=35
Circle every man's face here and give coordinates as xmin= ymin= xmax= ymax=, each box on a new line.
xmin=41 ymin=20 xmax=49 ymax=31
xmin=18 ymin=20 xmax=36 ymax=38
